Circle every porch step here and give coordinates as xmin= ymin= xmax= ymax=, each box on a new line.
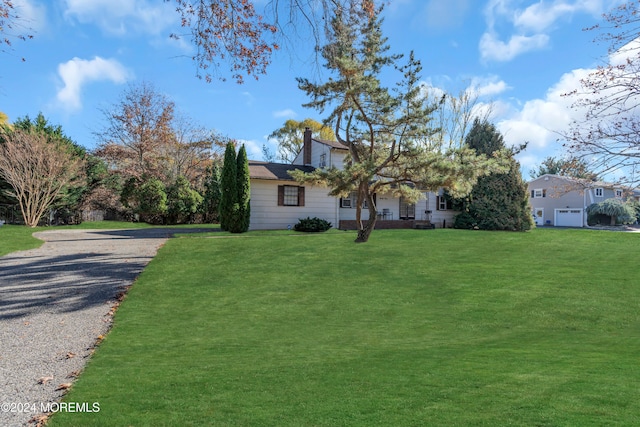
xmin=413 ymin=221 xmax=435 ymax=230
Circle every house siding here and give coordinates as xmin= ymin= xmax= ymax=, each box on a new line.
xmin=249 ymin=180 xmax=338 ymax=230
xmin=337 ymin=191 xmax=456 ymax=228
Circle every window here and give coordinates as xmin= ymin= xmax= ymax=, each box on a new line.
xmin=436 ymin=196 xmax=451 ymax=211
xmin=340 ymin=191 xmax=374 ymax=209
xmin=615 ymin=189 xmax=623 ymax=198
xmin=319 ymin=153 xmax=327 ymax=168
xmin=340 ymin=194 xmax=352 ymax=208
xmin=531 ymin=189 xmax=546 ymax=198
xmin=595 ymin=188 xmax=604 ymax=197
xmin=278 ymin=185 xmax=305 ymax=207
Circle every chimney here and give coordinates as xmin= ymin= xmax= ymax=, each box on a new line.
xmin=303 ymin=127 xmax=312 ymax=165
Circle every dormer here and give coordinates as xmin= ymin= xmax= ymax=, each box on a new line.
xmin=292 ymin=127 xmax=349 ymax=169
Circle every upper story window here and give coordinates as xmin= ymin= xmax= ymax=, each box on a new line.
xmin=615 ymin=189 xmax=623 ymax=198
xmin=319 ymin=153 xmax=327 ymax=168
xmin=531 ymin=189 xmax=546 ymax=198
xmin=595 ymin=188 xmax=604 ymax=197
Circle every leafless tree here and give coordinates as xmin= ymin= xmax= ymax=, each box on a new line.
xmin=0 ymin=129 xmax=85 ymax=227
xmin=563 ymin=1 xmax=640 ymax=184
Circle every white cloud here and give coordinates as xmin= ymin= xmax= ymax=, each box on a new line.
xmin=273 ymin=109 xmax=297 ymax=119
xmin=56 ymin=56 xmax=131 ymax=111
xmin=480 ymin=0 xmax=615 ymax=62
xmin=468 ymin=75 xmax=511 ymax=97
xmin=479 ymin=31 xmax=549 ymax=62
xmin=236 ymin=139 xmax=264 ymax=161
xmin=63 ymin=0 xmax=176 ymax=36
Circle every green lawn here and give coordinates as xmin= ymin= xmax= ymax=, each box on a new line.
xmin=47 ymin=228 xmax=640 ymax=426
xmin=0 ymin=222 xmax=219 ymax=257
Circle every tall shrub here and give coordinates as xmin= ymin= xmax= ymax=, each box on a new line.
xmin=456 ymin=118 xmax=533 ymax=231
xmin=232 ymin=144 xmax=251 ymax=233
xmin=201 ymin=163 xmax=222 ymax=223
xmin=219 ymin=142 xmax=237 ymax=231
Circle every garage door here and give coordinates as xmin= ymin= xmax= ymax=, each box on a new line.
xmin=555 ymin=209 xmax=583 ymax=227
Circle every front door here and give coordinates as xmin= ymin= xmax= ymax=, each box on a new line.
xmin=399 ymin=197 xmax=415 ymax=220
xmin=533 ymin=208 xmax=544 ymax=226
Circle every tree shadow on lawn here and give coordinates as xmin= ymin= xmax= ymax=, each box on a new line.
xmin=0 ymin=227 xmax=216 ymax=320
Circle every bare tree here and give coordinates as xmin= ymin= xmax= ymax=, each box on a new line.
xmin=95 ymin=82 xmax=176 ymax=181
xmin=0 ymin=129 xmax=85 ymax=227
xmin=1 ymin=0 xmax=33 ymax=61
xmin=168 ymin=0 xmax=375 ymax=83
xmin=563 ymin=1 xmax=640 ymax=184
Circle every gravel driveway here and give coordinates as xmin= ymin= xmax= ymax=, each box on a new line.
xmin=0 ymin=228 xmax=212 ymax=426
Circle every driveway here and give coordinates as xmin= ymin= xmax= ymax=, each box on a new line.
xmin=0 ymin=228 xmax=212 ymax=426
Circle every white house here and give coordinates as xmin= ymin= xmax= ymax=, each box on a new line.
xmin=248 ymin=129 xmax=457 ymax=230
xmin=527 ymin=174 xmax=640 ymax=227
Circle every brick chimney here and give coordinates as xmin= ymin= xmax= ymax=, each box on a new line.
xmin=303 ymin=127 xmax=312 ymax=165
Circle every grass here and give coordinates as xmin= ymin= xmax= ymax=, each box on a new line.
xmin=0 ymin=221 xmax=219 ymax=257
xmin=49 ymin=228 xmax=640 ymax=426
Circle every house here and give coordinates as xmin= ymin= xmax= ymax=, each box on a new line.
xmin=527 ymin=174 xmax=639 ymax=227
xmin=248 ymin=129 xmax=458 ymax=230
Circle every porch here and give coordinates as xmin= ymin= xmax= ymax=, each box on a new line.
xmin=338 ymin=219 xmax=438 ymax=230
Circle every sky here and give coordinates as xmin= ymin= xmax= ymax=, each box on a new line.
xmin=0 ymin=0 xmax=626 ymax=177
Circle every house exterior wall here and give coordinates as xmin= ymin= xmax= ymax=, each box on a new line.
xmin=293 ymin=139 xmax=347 ymax=169
xmin=528 ymin=175 xmax=586 ymax=226
xmin=337 ymin=191 xmax=457 ymax=228
xmin=249 ymin=179 xmax=338 ymax=230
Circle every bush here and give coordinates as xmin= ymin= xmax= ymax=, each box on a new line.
xmin=294 ymin=217 xmax=332 ymax=232
xmin=453 ymin=212 xmax=477 ymax=229
xmin=586 ymin=199 xmax=636 ymax=225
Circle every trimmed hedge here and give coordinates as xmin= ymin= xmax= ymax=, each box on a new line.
xmin=294 ymin=217 xmax=332 ymax=232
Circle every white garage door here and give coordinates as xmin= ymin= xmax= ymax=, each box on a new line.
xmin=555 ymin=209 xmax=583 ymax=227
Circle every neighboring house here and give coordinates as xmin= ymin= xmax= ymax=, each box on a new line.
xmin=248 ymin=129 xmax=458 ymax=230
xmin=527 ymin=174 xmax=639 ymax=227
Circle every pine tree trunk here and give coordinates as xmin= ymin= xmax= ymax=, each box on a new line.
xmin=354 ymin=191 xmax=377 ymax=243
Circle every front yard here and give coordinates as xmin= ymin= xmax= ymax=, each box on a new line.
xmin=29 ymin=228 xmax=640 ymax=425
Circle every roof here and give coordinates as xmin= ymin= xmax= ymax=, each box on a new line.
xmin=313 ymin=137 xmax=349 ymax=150
xmin=528 ymin=174 xmax=621 ymax=189
xmin=248 ymin=161 xmax=315 ymax=181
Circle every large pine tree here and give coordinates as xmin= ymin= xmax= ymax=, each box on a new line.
xmin=456 ymin=118 xmax=533 ymax=231
xmin=292 ymin=5 xmax=507 ymax=242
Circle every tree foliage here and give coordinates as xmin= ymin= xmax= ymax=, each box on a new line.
xmin=232 ymin=144 xmax=251 ymax=233
xmin=94 ymin=82 xmax=222 ymax=223
xmin=268 ymin=118 xmax=336 ymax=163
xmin=167 ymin=175 xmax=203 ymax=224
xmin=529 ymin=156 xmax=599 ymax=180
xmin=586 ymin=198 xmax=637 ymax=225
xmin=563 ymin=1 xmax=640 ymax=184
xmin=219 ymin=142 xmax=238 ymax=231
xmin=454 ymin=119 xmax=533 ymax=232
xmin=0 ymin=0 xmax=33 ymax=61
xmin=0 ymin=125 xmax=85 ymax=227
xmin=292 ymin=5 xmax=507 ymax=242
xmin=167 ymin=0 xmax=375 ymax=84
xmin=201 ymin=163 xmax=222 ymax=223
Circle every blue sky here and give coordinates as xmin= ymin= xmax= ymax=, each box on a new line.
xmin=0 ymin=0 xmax=624 ymax=175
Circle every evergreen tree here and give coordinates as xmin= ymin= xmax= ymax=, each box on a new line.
xmin=167 ymin=175 xmax=203 ymax=224
xmin=232 ymin=144 xmax=251 ymax=233
xmin=455 ymin=119 xmax=533 ymax=231
xmin=219 ymin=142 xmax=237 ymax=231
xmin=292 ymin=6 xmax=507 ymax=242
xmin=201 ymin=163 xmax=222 ymax=223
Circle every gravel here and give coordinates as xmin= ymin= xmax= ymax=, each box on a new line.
xmin=0 ymin=228 xmax=211 ymax=426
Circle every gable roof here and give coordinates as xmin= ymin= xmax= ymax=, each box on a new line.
xmin=248 ymin=161 xmax=315 ymax=181
xmin=313 ymin=137 xmax=349 ymax=151
xmin=528 ymin=174 xmax=618 ymax=189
